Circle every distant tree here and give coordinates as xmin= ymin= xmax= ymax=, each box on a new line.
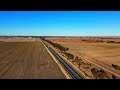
xmin=112 ymin=75 xmax=116 ymax=79
xmin=74 ymin=56 xmax=78 ymax=60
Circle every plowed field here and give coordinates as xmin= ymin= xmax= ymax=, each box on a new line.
xmin=0 ymin=40 xmax=66 ymax=79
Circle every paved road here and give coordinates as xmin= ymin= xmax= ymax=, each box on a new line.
xmin=42 ymin=40 xmax=84 ymax=79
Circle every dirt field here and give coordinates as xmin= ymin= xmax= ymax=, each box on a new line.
xmin=47 ymin=37 xmax=120 ymax=65
xmin=0 ymin=37 xmax=36 ymax=42
xmin=0 ymin=39 xmax=66 ymax=79
xmin=47 ymin=37 xmax=120 ymax=78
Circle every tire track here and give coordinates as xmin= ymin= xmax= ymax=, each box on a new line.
xmin=1 ymin=43 xmax=30 ymax=79
xmin=0 ymin=43 xmax=29 ymax=78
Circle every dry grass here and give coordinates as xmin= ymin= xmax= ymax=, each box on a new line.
xmin=0 ymin=39 xmax=66 ymax=79
xmin=47 ymin=37 xmax=120 ymax=78
xmin=61 ymin=43 xmax=120 ymax=65
xmin=47 ymin=38 xmax=120 ymax=65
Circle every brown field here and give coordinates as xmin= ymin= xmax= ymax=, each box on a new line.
xmin=46 ymin=37 xmax=120 ymax=43
xmin=47 ymin=37 xmax=120 ymax=65
xmin=47 ymin=37 xmax=120 ymax=78
xmin=0 ymin=38 xmax=66 ymax=79
xmin=0 ymin=37 xmax=36 ymax=42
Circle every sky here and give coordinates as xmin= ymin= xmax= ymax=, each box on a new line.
xmin=0 ymin=11 xmax=120 ymax=36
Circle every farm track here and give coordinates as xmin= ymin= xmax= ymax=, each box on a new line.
xmin=0 ymin=41 xmax=66 ymax=79
xmin=69 ymin=50 xmax=120 ymax=78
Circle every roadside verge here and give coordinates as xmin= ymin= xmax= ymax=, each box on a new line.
xmin=40 ymin=39 xmax=72 ymax=79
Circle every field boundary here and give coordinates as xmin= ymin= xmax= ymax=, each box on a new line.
xmin=43 ymin=40 xmax=88 ymax=79
xmin=48 ymin=44 xmax=87 ymax=79
xmin=68 ymin=50 xmax=120 ymax=78
xmin=40 ymin=39 xmax=72 ymax=79
xmin=56 ymin=52 xmax=88 ymax=79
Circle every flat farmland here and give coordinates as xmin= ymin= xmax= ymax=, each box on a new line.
xmin=47 ymin=37 xmax=120 ymax=65
xmin=0 ymin=39 xmax=66 ymax=79
xmin=47 ymin=37 xmax=120 ymax=77
xmin=61 ymin=43 xmax=120 ymax=65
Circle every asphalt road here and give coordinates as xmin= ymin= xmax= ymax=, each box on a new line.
xmin=42 ymin=40 xmax=84 ymax=79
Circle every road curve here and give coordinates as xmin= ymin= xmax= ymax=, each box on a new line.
xmin=41 ymin=40 xmax=84 ymax=79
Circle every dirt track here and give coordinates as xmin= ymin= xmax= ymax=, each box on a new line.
xmin=0 ymin=40 xmax=66 ymax=79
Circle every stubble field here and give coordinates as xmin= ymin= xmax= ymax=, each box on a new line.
xmin=47 ymin=37 xmax=120 ymax=78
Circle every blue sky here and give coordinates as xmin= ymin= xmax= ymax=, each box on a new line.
xmin=0 ymin=11 xmax=120 ymax=36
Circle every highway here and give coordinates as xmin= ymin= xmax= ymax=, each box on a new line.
xmin=42 ymin=40 xmax=84 ymax=79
